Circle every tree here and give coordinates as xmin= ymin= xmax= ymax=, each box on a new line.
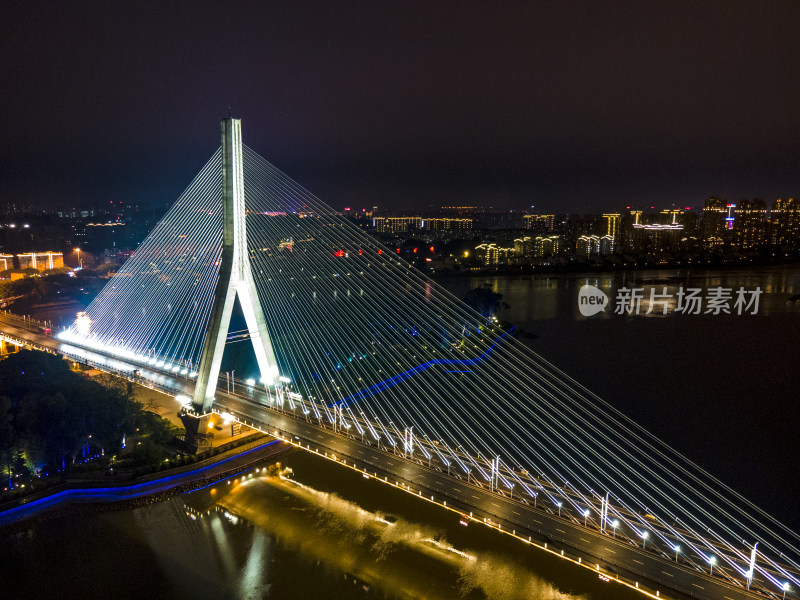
xmin=0 ymin=396 xmax=15 ymax=486
xmin=0 ymin=352 xmax=179 ymax=480
xmin=462 ymin=283 xmax=509 ymax=318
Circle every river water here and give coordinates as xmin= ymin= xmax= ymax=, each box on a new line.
xmin=3 ymin=265 xmax=799 ymax=599
xmin=0 ymin=451 xmax=642 ymax=600
xmin=438 ymin=264 xmax=800 ymax=532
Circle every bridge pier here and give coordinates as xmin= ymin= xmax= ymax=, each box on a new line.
xmin=178 ymin=411 xmax=213 ymax=453
xmin=0 ymin=338 xmax=20 ymax=356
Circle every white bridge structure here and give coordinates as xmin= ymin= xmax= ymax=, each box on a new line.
xmin=50 ymin=118 xmax=798 ymax=600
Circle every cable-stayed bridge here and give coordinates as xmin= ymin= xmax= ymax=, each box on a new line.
xmin=7 ymin=118 xmax=797 ymax=600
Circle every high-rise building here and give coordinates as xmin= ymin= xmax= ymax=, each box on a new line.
xmin=602 ymin=213 xmax=620 ymax=238
xmin=620 ymin=210 xmax=645 ymax=254
xmin=474 ymin=243 xmax=514 ymax=266
xmin=523 ymin=214 xmax=555 ymax=232
xmin=373 ymin=217 xmax=422 ymax=233
xmin=513 ymin=236 xmax=533 ymax=257
xmin=658 ymin=209 xmax=683 ymax=225
xmin=734 ymin=199 xmax=768 ymax=249
xmin=770 ymin=198 xmax=800 ymax=246
xmin=533 ymin=235 xmax=560 ymax=257
xmin=599 ymin=235 xmax=615 ymax=255
xmin=576 ymin=235 xmax=600 ymax=257
xmin=702 ymin=198 xmax=729 ymax=248
xmin=0 ymin=254 xmax=12 ymax=271
xmin=424 ymin=218 xmax=473 ymax=231
xmin=475 ymin=243 xmax=498 ymax=265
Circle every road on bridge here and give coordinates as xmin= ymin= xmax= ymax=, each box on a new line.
xmin=215 ymin=391 xmax=764 ymax=600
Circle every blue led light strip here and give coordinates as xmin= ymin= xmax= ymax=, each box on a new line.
xmin=332 ymin=328 xmax=513 ymax=407
xmin=0 ymin=441 xmax=279 ymax=526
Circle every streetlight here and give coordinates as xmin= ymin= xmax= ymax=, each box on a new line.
xmin=556 ymin=500 xmax=562 ymax=517
xmin=708 ymin=555 xmax=716 ymax=576
xmin=583 ymin=509 xmax=590 ymax=527
xmin=611 ymin=519 xmax=619 ymax=538
xmin=674 ymin=545 xmax=681 ymax=562
xmin=641 ymin=530 xmax=648 ymax=550
xmin=783 ymin=582 xmax=790 ymax=599
xmin=74 ymin=247 xmax=82 ymax=268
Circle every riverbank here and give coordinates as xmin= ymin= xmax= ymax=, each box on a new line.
xmin=0 ymin=435 xmax=291 ymax=532
xmin=431 ymin=254 xmax=800 ymax=280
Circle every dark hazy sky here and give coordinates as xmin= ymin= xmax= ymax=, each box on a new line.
xmin=2 ymin=1 xmax=800 ymax=214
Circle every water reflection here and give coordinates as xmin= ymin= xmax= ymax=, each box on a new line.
xmin=1 ymin=453 xmax=643 ymax=600
xmin=440 ymin=264 xmax=800 ymax=320
xmin=204 ymin=470 xmax=585 ymax=600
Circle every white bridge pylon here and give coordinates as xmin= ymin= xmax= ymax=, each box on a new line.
xmin=192 ymin=118 xmax=278 ymax=413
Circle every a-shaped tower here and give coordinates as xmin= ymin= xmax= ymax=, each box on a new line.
xmin=191 ymin=118 xmax=278 ymax=413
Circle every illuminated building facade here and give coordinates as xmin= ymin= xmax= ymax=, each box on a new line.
xmin=602 ymin=213 xmax=620 ymax=243
xmin=534 ymin=235 xmax=560 ymax=257
xmin=733 ymin=199 xmax=768 ymax=249
xmin=599 ymin=234 xmax=615 ymax=255
xmin=523 ymin=214 xmax=555 ymax=232
xmin=424 ymin=218 xmax=473 ymax=231
xmin=474 ymin=243 xmax=514 ymax=266
xmin=374 ymin=217 xmax=422 ymax=233
xmin=576 ymin=235 xmax=600 ymax=257
xmin=17 ymin=251 xmax=64 ymax=271
xmin=514 ymin=236 xmax=533 ymax=257
xmin=702 ymin=198 xmax=729 ymax=248
xmin=770 ymin=198 xmax=800 ymax=246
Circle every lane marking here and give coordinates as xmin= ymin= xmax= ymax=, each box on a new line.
xmin=633 ymin=559 xmax=644 ymax=565
xmin=512 ymin=510 xmax=522 ymax=516
xmin=580 ymin=538 xmax=590 ymax=543
xmin=472 ymin=495 xmax=480 ymax=500
xmin=692 ymin=584 xmax=705 ymax=590
xmin=490 ymin=502 xmax=501 ymax=508
xmin=661 ymin=571 xmax=673 ymax=577
xmin=452 ymin=487 xmax=462 ymax=492
xmin=556 ymin=528 xmax=566 ymax=533
xmin=604 ymin=548 xmax=616 ymax=554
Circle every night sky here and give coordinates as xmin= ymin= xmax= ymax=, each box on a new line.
xmin=2 ymin=2 xmax=800 ymax=213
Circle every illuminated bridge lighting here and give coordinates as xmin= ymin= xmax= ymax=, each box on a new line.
xmin=51 ymin=123 xmax=800 ymax=597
